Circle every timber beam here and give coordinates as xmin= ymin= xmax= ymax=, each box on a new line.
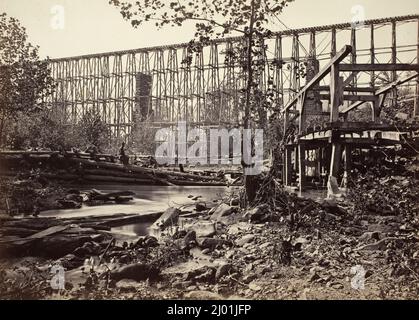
xmin=339 ymin=64 xmax=419 ymax=72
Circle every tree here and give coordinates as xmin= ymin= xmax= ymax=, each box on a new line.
xmin=0 ymin=13 xmax=54 ymax=146
xmin=77 ymin=109 xmax=110 ymax=152
xmin=109 ymin=0 xmax=294 ymax=203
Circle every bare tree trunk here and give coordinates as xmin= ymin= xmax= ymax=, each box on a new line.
xmin=243 ymin=0 xmax=258 ymax=204
xmin=0 ymin=111 xmax=6 ymax=148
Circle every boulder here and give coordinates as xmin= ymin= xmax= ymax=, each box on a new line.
xmin=195 ymin=202 xmax=207 ymax=212
xmin=151 ymin=207 xmax=180 ymax=230
xmin=110 ymin=263 xmax=160 ymax=282
xmin=244 ymin=205 xmax=267 ymax=222
xmin=190 ymin=221 xmax=216 ymax=238
xmin=236 ymin=234 xmax=255 ymax=246
xmin=210 ymin=204 xmax=233 ymax=221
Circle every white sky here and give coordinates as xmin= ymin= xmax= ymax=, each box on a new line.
xmin=1 ymin=0 xmax=418 ymax=59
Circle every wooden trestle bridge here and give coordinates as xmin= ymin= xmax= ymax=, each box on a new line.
xmin=44 ymin=14 xmax=419 ymax=194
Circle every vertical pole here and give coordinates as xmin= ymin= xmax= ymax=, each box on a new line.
xmin=285 ymin=146 xmax=292 ymax=186
xmin=343 ymin=144 xmax=352 ymax=188
xmin=331 ymin=28 xmax=337 ymax=58
xmin=370 ymin=24 xmax=375 ymax=89
xmin=328 ymin=142 xmax=342 ymax=196
xmin=415 ymin=18 xmax=419 ymax=118
xmin=330 ymin=63 xmax=341 ymax=122
xmin=298 ymin=144 xmax=306 ymax=193
xmin=391 ymin=20 xmax=397 ymax=108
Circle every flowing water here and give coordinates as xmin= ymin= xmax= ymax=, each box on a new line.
xmin=41 ymin=184 xmax=237 ymax=237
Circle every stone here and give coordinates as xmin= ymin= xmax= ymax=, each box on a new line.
xmin=110 ymin=263 xmax=160 ymax=282
xmin=244 ymin=206 xmax=266 ymax=222
xmin=248 ymin=282 xmax=262 ymax=291
xmin=191 ymin=221 xmax=216 ymax=238
xmin=151 ymin=207 xmax=180 ymax=230
xmin=210 ymin=203 xmax=233 ymax=221
xmin=230 ymin=197 xmax=240 ymax=206
xmin=359 ymin=231 xmax=382 ymax=242
xmin=183 ymin=230 xmax=197 ymax=245
xmin=184 ymin=290 xmax=222 ymax=300
xmin=236 ymin=234 xmax=255 ymax=246
xmin=215 ymin=263 xmax=232 ymax=281
xmin=195 ymin=202 xmax=207 ymax=212
xmin=197 ymin=237 xmax=229 ymax=250
xmin=116 ymin=279 xmax=142 ymax=291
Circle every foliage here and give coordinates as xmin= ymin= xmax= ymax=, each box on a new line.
xmin=76 ymin=109 xmax=111 ymax=152
xmin=0 ymin=13 xmax=54 ymax=145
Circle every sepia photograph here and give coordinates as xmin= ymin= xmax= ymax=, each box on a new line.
xmin=0 ymin=0 xmax=418 ymax=305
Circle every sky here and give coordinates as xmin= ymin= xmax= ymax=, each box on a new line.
xmin=1 ymin=0 xmax=418 ymax=59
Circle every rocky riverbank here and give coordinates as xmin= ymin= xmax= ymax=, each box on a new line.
xmin=1 ymin=167 xmax=418 ymax=299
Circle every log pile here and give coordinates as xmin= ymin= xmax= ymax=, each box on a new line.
xmin=0 ymin=151 xmax=231 ymax=186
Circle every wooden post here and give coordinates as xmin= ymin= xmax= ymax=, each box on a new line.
xmin=328 ymin=142 xmax=342 ymax=196
xmin=330 ymin=64 xmax=342 ymax=122
xmin=343 ymin=144 xmax=353 ymax=188
xmin=298 ymin=144 xmax=306 ymax=193
xmin=285 ymin=146 xmax=292 ymax=186
xmin=391 ymin=20 xmax=397 ymax=108
xmin=415 ymin=18 xmax=419 ymax=118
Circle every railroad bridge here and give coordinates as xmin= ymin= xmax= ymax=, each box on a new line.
xmin=47 ymin=15 xmax=419 ymax=138
xmin=47 ymin=15 xmax=419 ymax=194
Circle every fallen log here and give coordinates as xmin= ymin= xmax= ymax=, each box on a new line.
xmin=68 ymin=158 xmax=223 ymax=182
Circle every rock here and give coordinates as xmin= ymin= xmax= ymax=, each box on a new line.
xmin=57 ymin=199 xmax=82 ymax=209
xmin=230 ymin=197 xmax=240 ymax=206
xmin=177 ymin=230 xmax=197 ymax=249
xmin=359 ymin=231 xmax=382 ymax=242
xmin=184 ymin=290 xmax=222 ymax=300
xmin=197 ymin=237 xmax=229 ymax=250
xmin=236 ymin=234 xmax=255 ymax=246
xmin=190 ymin=221 xmax=216 ymax=238
xmin=309 ymin=272 xmax=320 ymax=282
xmin=58 ymin=254 xmax=83 ymax=269
xmin=116 ymin=279 xmax=142 ymax=291
xmin=37 ymin=235 xmax=92 ymax=258
xmin=215 ymin=263 xmax=232 ymax=281
xmin=65 ymin=194 xmax=83 ymax=202
xmin=357 ymin=238 xmax=391 ymax=251
xmin=186 ymin=266 xmax=215 ymax=283
xmin=151 ymin=207 xmax=180 ymax=230
xmin=248 ymin=281 xmax=262 ymax=291
xmin=195 ymin=202 xmax=207 ymax=212
xmin=331 ymin=282 xmax=344 ymax=290
xmin=110 ymin=263 xmax=160 ymax=282
xmin=242 ymin=273 xmax=257 ymax=284
xmin=244 ymin=206 xmax=266 ymax=222
xmin=143 ymin=235 xmax=159 ymax=247
xmin=201 ymin=248 xmax=211 ymax=255
xmin=210 ymin=203 xmax=233 ymax=221
xmin=259 ymin=242 xmax=271 ymax=250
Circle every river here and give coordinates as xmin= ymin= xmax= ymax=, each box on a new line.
xmin=41 ymin=184 xmax=237 ymax=237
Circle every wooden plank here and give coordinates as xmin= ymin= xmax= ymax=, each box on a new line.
xmin=330 ymin=64 xmax=342 ymax=122
xmin=320 ymin=94 xmax=377 ymax=102
xmin=339 ymin=63 xmax=419 ymax=72
xmin=375 ymin=73 xmax=419 ymax=95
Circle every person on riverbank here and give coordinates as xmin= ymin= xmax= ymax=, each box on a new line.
xmin=119 ymin=142 xmax=129 ymax=165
